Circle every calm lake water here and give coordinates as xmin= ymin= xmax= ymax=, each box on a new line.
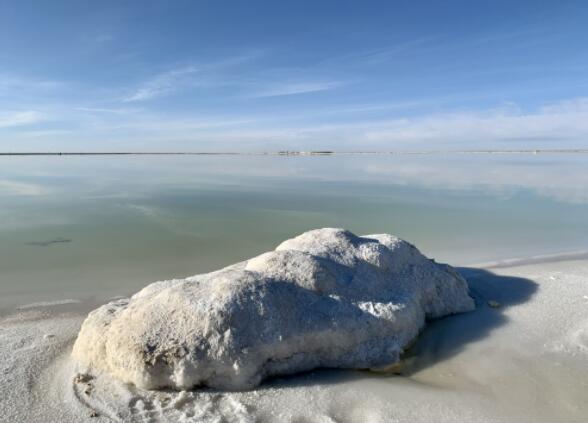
xmin=1 ymin=153 xmax=587 ymax=308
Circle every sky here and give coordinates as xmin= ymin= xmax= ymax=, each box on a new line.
xmin=1 ymin=0 xmax=587 ymax=152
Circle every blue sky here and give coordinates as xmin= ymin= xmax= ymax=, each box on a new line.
xmin=1 ymin=0 xmax=587 ymax=151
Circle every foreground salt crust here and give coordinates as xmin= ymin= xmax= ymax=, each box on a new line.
xmin=71 ymin=228 xmax=474 ymax=390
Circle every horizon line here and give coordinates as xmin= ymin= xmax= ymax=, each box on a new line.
xmin=1 ymin=149 xmax=588 ymax=156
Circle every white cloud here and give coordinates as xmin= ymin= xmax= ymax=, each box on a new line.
xmin=0 ymin=111 xmax=45 ymax=128
xmin=0 ymin=74 xmax=64 ymax=94
xmin=75 ymin=106 xmax=137 ymax=115
xmin=539 ymin=97 xmax=588 ymax=114
xmin=250 ymin=81 xmax=343 ymax=98
xmin=112 ymin=116 xmax=258 ymax=132
xmin=174 ymin=97 xmax=588 ymax=150
xmin=121 ymin=52 xmax=264 ymax=103
xmin=360 ymin=101 xmax=588 ymax=147
xmin=359 ymin=37 xmax=438 ymax=64
xmin=4 ymin=90 xmax=588 ymax=152
xmin=122 ymin=66 xmax=199 ymax=102
xmin=12 ymin=129 xmax=72 ymax=138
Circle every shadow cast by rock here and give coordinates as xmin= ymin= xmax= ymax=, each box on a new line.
xmin=255 ymin=266 xmax=538 ymax=389
xmin=398 ymin=266 xmax=538 ymax=376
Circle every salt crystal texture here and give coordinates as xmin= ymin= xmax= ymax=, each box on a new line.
xmin=72 ymin=228 xmax=474 ymax=390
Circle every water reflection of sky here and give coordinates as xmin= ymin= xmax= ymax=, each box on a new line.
xmin=1 ymin=154 xmax=587 ymax=306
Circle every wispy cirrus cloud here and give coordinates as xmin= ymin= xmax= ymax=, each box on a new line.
xmin=0 ymin=110 xmax=45 ymax=128
xmin=138 ymin=97 xmax=588 ymax=150
xmin=74 ymin=106 xmax=137 ymax=115
xmin=9 ymin=97 xmax=588 ymax=152
xmin=122 ymin=52 xmax=265 ymax=103
xmin=0 ymin=73 xmax=65 ymax=94
xmin=358 ymin=37 xmax=438 ymax=65
xmin=249 ymin=80 xmax=344 ymax=98
xmin=119 ymin=50 xmax=344 ymax=103
xmin=360 ymin=99 xmax=588 ymax=146
xmin=109 ymin=115 xmax=258 ymax=132
xmin=122 ymin=66 xmax=200 ymax=102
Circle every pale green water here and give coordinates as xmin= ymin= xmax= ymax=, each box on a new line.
xmin=1 ymin=153 xmax=587 ymax=308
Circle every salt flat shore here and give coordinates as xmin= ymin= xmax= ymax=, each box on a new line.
xmin=1 ymin=256 xmax=587 ymax=422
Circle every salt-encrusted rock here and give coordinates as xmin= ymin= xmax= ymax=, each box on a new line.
xmin=72 ymin=228 xmax=474 ymax=390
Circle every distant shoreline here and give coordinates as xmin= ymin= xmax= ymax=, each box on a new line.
xmin=1 ymin=149 xmax=588 ymax=156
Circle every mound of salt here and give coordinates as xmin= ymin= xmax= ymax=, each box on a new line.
xmin=72 ymin=228 xmax=474 ymax=390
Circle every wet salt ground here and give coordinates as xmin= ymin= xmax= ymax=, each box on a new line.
xmin=2 ymin=259 xmax=587 ymax=423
